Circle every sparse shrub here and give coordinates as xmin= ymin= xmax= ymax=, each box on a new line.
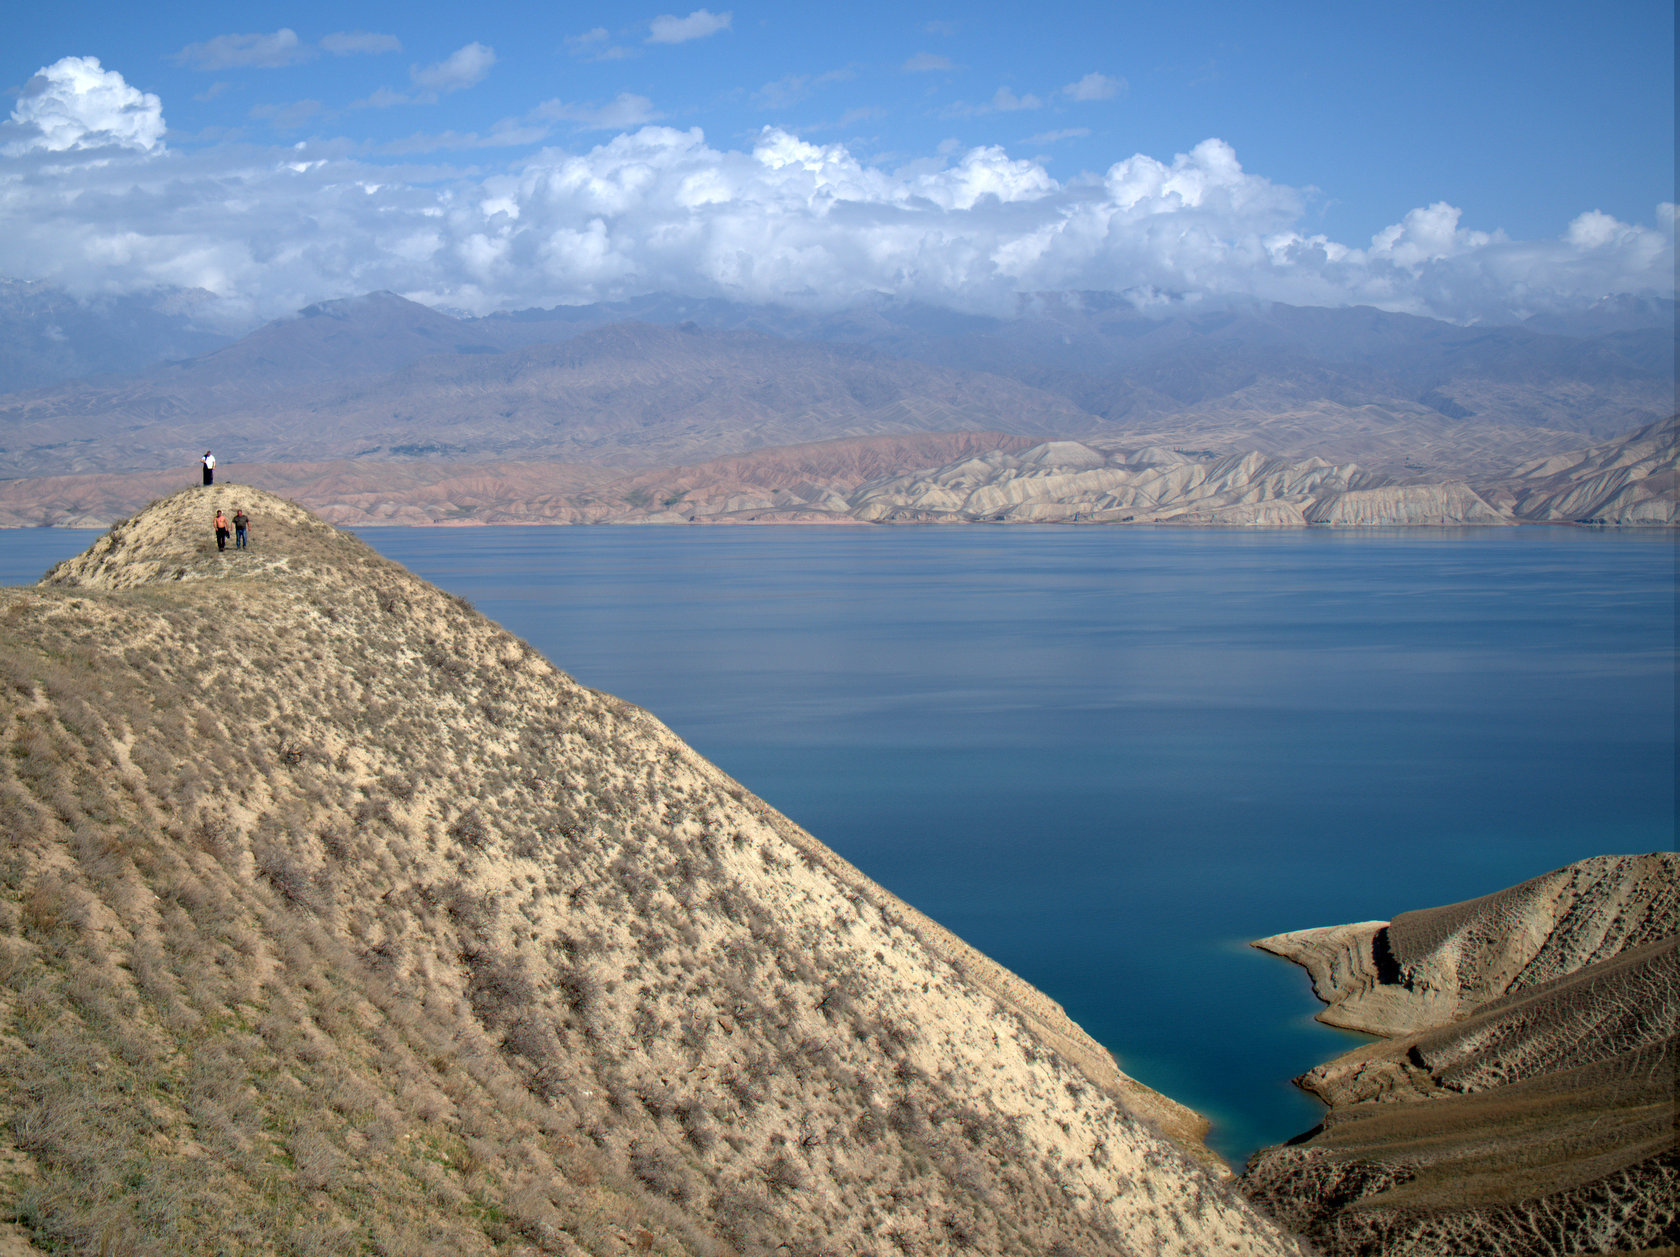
xmin=955 ymin=1107 xmax=998 ymax=1147
xmin=679 ymin=1015 xmax=711 ymax=1056
xmin=257 ymin=848 xmax=323 ymax=913
xmin=853 ymin=1108 xmax=884 ymax=1143
xmin=725 ymin=1068 xmax=765 ymax=1111
xmin=287 ymin=1128 xmax=346 ymax=1192
xmin=422 ymin=643 xmax=466 ymax=679
xmin=761 ymin=1153 xmax=805 ymax=1195
xmin=630 ymin=1142 xmax=690 ymax=1201
xmin=380 ymin=772 xmax=415 ymax=801
xmin=887 ymin=1098 xmax=926 ymax=1138
xmin=501 ymin=1012 xmax=555 ymax=1065
xmin=448 ymin=807 xmax=489 ymax=851
xmin=631 ymin=1003 xmax=664 ymax=1048
xmin=355 ymin=797 xmax=395 ymax=830
xmin=464 ymin=950 xmax=534 ymax=1027
xmin=677 ymin=1098 xmax=716 ymax=1151
xmin=556 ymin=966 xmax=600 ymax=1015
xmin=318 ymin=825 xmax=350 ymax=860
xmin=188 ymin=811 xmax=229 ymax=859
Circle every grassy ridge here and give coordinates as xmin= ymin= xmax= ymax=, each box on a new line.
xmin=0 ymin=487 xmax=1299 ymax=1257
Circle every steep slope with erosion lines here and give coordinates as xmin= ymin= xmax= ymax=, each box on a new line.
xmin=1480 ymin=413 xmax=1679 ymax=525
xmin=1240 ymin=855 xmax=1678 ymax=1257
xmin=0 ymin=486 xmax=1302 ymax=1256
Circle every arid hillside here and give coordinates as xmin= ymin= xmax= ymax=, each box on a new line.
xmin=1241 ymin=855 xmax=1678 ymax=1257
xmin=0 ymin=486 xmax=1305 ymax=1256
xmin=1 ymin=417 xmax=1673 ymax=529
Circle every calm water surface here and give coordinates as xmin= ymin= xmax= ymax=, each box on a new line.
xmin=4 ymin=524 xmax=1675 ymax=1166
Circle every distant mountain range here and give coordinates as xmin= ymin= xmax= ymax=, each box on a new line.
xmin=0 ymin=279 xmax=236 ymax=395
xmin=0 ymin=284 xmax=1673 ymax=496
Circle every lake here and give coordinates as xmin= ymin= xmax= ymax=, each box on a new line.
xmin=4 ymin=523 xmax=1674 ymax=1167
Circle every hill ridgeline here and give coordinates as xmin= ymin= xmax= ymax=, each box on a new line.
xmin=0 ymin=486 xmax=1304 ymax=1256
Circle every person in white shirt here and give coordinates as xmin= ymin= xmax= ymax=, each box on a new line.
xmin=202 ymin=451 xmax=215 ymax=485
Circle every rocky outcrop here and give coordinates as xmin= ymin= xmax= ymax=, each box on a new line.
xmin=2 ymin=486 xmax=1302 ymax=1256
xmin=846 ymin=442 xmax=1512 ymax=525
xmin=1302 ymin=482 xmax=1507 ymax=526
xmin=1241 ymin=854 xmax=1679 ymax=1257
xmin=1253 ymin=853 xmax=1679 ymax=1036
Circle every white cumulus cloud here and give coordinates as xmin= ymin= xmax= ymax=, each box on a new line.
xmin=0 ymin=71 xmax=1671 ymax=328
xmin=991 ymin=87 xmax=1043 ymax=112
xmin=1028 ymin=128 xmax=1090 ymax=145
xmin=5 ymin=57 xmax=166 ymax=154
xmin=647 ymin=9 xmax=732 ymax=44
xmin=565 ymin=28 xmax=636 ymax=61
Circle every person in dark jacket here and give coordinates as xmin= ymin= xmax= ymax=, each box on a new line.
xmin=232 ymin=508 xmax=248 ymax=549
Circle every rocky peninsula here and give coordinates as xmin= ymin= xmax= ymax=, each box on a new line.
xmin=1242 ymin=854 xmax=1678 ymax=1256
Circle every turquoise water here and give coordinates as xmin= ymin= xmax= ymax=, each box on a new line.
xmin=5 ymin=524 xmax=1675 ymax=1166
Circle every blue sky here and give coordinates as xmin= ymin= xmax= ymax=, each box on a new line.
xmin=2 ymin=1 xmax=1673 ymax=324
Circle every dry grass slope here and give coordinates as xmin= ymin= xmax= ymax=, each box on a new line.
xmin=0 ymin=486 xmax=1302 ymax=1257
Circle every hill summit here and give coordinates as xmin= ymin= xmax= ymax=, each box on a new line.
xmin=0 ymin=487 xmax=1302 ymax=1256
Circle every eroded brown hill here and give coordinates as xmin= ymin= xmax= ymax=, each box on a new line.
xmin=1241 ymin=855 xmax=1679 ymax=1257
xmin=0 ymin=487 xmax=1303 ymax=1256
xmin=5 ymin=418 xmax=1673 ymax=530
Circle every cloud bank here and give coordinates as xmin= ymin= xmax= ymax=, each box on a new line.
xmin=1 ymin=58 xmax=1672 ymax=327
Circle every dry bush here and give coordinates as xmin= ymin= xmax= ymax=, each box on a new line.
xmin=256 ymin=847 xmax=324 ymax=914
xmin=448 ymin=807 xmax=490 ymax=851
xmin=464 ymin=950 xmax=535 ymax=1027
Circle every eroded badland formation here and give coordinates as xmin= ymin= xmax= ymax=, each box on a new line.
xmin=0 ymin=486 xmax=1309 ymax=1257
xmin=1245 ymin=854 xmax=1679 ymax=1257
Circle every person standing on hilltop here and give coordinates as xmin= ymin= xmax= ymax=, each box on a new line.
xmin=214 ymin=509 xmax=229 ymax=552
xmin=233 ymin=507 xmax=248 ymax=550
xmin=202 ymin=451 xmax=215 ymax=485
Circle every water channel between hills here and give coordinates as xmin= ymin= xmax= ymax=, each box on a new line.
xmin=6 ymin=522 xmax=1674 ymax=1166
